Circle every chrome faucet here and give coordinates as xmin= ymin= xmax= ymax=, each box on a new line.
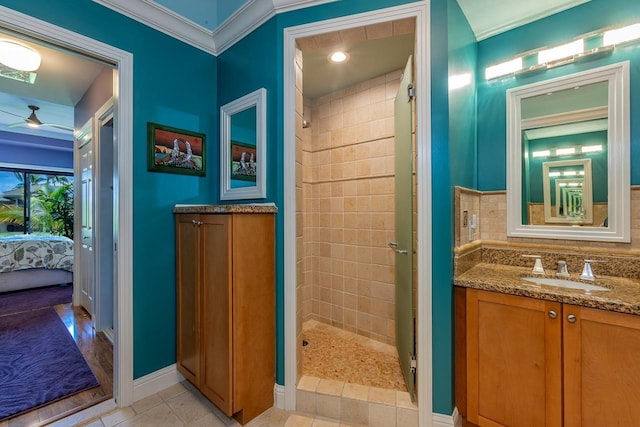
xmin=556 ymin=260 xmax=570 ymax=278
xmin=522 ymin=254 xmax=545 ymax=275
xmin=580 ymin=259 xmax=606 ymax=281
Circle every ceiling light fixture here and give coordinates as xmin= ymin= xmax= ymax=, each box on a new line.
xmin=328 ymin=51 xmax=349 ymax=63
xmin=26 ymin=105 xmax=42 ymax=128
xmin=0 ymin=40 xmax=41 ymax=72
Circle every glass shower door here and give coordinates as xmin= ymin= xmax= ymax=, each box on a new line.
xmin=393 ymin=55 xmax=415 ymax=400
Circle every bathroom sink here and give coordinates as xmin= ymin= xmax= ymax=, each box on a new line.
xmin=522 ymin=277 xmax=611 ymax=292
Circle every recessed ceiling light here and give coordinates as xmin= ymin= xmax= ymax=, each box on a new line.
xmin=329 ymin=51 xmax=349 ymax=63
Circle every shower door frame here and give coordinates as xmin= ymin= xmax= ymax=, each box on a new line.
xmin=282 ymin=2 xmax=433 ymax=425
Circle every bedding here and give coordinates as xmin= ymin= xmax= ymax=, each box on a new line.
xmin=0 ymin=235 xmax=74 ymax=273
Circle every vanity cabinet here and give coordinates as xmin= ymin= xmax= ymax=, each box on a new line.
xmin=457 ymin=288 xmax=640 ymax=427
xmin=175 ymin=212 xmax=275 ymax=425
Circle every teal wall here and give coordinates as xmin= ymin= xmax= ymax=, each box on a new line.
xmin=4 ymin=0 xmax=474 ymax=415
xmin=477 ymin=0 xmax=640 ymax=191
xmin=448 ymin=0 xmax=477 ymax=189
xmin=0 ymin=0 xmax=217 ymax=378
xmin=217 ymin=0 xmax=457 ymax=415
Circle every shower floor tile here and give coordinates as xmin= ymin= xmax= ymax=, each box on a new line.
xmin=302 ymin=320 xmax=407 ymax=391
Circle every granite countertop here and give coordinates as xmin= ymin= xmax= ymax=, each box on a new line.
xmin=173 ymin=203 xmax=277 ymax=214
xmin=455 ymin=262 xmax=640 ymax=316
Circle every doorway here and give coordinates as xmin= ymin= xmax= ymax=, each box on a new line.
xmin=282 ymin=2 xmax=432 ymax=423
xmin=0 ymin=5 xmax=135 ymax=412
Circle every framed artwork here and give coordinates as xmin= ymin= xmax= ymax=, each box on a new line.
xmin=147 ymin=122 xmax=205 ymax=176
xmin=220 ymin=88 xmax=266 ymax=200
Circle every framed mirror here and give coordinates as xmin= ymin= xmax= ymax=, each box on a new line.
xmin=542 ymin=159 xmax=592 ymax=225
xmin=506 ymin=61 xmax=630 ymax=242
xmin=220 ymin=88 xmax=267 ymax=200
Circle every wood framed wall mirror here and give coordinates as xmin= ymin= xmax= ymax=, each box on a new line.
xmin=506 ymin=61 xmax=630 ymax=242
xmin=220 ymin=88 xmax=267 ymax=201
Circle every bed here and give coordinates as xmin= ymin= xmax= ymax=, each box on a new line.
xmin=0 ymin=235 xmax=73 ymax=293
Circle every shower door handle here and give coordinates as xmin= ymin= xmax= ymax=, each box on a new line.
xmin=388 ymin=242 xmax=408 ymax=254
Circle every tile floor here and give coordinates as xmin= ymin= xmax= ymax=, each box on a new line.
xmin=302 ymin=320 xmax=406 ymax=391
xmin=61 ymin=321 xmax=416 ymax=426
xmin=65 ymin=381 xmax=364 ymax=427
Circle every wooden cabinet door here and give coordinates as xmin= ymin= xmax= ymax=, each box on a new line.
xmin=564 ymin=305 xmax=640 ymax=427
xmin=199 ymin=214 xmax=233 ymax=416
xmin=175 ymin=214 xmax=201 ymax=385
xmin=231 ymin=214 xmax=275 ymax=422
xmin=467 ymin=289 xmax=562 ymax=427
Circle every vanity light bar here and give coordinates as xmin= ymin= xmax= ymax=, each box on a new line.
xmin=538 ymin=39 xmax=584 ymax=65
xmin=532 ymin=145 xmax=603 ymax=158
xmin=485 ymin=57 xmax=523 ymax=80
xmin=486 ymin=21 xmax=640 ymax=81
xmin=603 ymin=23 xmax=640 ymax=46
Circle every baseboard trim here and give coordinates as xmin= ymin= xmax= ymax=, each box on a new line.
xmin=132 ymin=364 xmax=184 ymax=402
xmin=433 ymin=407 xmax=460 ymax=427
xmin=274 ymin=384 xmax=286 ymax=409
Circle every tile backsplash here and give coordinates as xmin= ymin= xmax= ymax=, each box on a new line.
xmin=454 ymin=186 xmax=640 ymax=277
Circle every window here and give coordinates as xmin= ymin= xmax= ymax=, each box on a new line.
xmin=0 ymin=169 xmax=74 ymax=238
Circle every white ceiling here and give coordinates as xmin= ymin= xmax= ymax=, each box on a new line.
xmin=0 ymin=31 xmax=108 ymax=141
xmin=456 ymin=0 xmax=591 ymax=41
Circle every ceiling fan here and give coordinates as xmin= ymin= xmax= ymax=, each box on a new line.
xmin=0 ymin=105 xmax=73 ymax=132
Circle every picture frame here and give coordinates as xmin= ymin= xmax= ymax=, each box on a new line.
xmin=147 ymin=122 xmax=206 ymax=176
xmin=220 ymin=88 xmax=266 ymax=200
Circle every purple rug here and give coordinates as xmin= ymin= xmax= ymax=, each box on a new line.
xmin=0 ymin=307 xmax=100 ymax=420
xmin=0 ymin=285 xmax=72 ymax=317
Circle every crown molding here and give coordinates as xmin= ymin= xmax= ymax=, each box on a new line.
xmin=211 ymin=0 xmax=276 ymax=55
xmin=474 ymin=0 xmax=590 ymax=41
xmin=93 ymin=0 xmax=337 ymax=56
xmin=92 ymin=0 xmax=215 ymax=54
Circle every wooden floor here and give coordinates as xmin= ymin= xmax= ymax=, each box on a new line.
xmin=2 ymin=303 xmax=113 ymax=427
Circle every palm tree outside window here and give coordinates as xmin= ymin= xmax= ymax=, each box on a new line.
xmin=0 ymin=169 xmax=74 ymax=238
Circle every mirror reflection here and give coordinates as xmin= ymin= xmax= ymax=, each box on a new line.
xmin=230 ymin=106 xmax=258 ymax=190
xmin=520 ymin=81 xmax=608 ymax=227
xmin=539 ymin=159 xmax=593 ymax=225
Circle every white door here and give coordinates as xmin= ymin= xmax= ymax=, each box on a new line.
xmin=77 ymin=122 xmax=95 ymax=316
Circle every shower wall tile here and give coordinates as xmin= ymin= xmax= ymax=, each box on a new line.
xmin=302 ymin=68 xmax=400 ymax=345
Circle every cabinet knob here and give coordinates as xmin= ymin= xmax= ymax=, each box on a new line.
xmin=548 ymin=310 xmax=557 ymax=319
xmin=567 ymin=314 xmax=577 ymax=323
xmin=191 ymin=220 xmax=203 ymax=226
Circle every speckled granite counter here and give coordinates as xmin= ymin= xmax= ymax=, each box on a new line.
xmin=455 ymin=262 xmax=640 ymax=316
xmin=173 ymin=203 xmax=277 ymax=214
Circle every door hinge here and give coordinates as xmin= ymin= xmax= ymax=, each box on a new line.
xmin=410 ymin=354 xmax=417 ymax=374
xmin=407 ymin=84 xmax=415 ymax=101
